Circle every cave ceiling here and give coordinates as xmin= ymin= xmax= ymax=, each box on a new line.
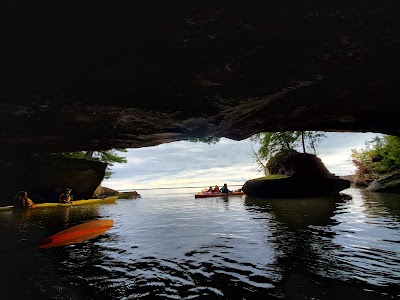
xmin=1 ymin=1 xmax=399 ymax=154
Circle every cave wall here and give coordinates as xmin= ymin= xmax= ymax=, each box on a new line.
xmin=0 ymin=1 xmax=399 ymax=155
xmin=0 ymin=156 xmax=107 ymax=206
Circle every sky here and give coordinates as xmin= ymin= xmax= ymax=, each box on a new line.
xmin=103 ymin=132 xmax=381 ymax=191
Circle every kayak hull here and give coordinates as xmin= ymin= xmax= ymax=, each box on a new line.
xmin=38 ymin=219 xmax=114 ymax=249
xmin=0 ymin=196 xmax=118 ymax=211
xmin=195 ymin=191 xmax=245 ymax=198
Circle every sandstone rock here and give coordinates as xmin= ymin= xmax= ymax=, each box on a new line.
xmin=365 ymin=171 xmax=400 ymax=193
xmin=339 ymin=175 xmax=355 ymax=184
xmin=242 ymin=151 xmax=350 ymax=198
xmin=266 ymin=150 xmax=335 ymax=178
xmin=93 ymin=186 xmax=119 ymax=198
xmin=242 ymin=176 xmax=350 ymax=198
xmin=0 ymin=2 xmax=399 ymax=154
xmin=93 ymin=186 xmax=141 ymax=199
xmin=117 ymin=191 xmax=141 ymax=199
xmin=0 ymin=155 xmax=106 ymax=206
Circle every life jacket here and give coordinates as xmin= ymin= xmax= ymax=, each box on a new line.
xmin=13 ymin=197 xmax=34 ymax=208
xmin=221 ymin=186 xmax=229 ymax=193
xmin=59 ymin=193 xmax=70 ymax=203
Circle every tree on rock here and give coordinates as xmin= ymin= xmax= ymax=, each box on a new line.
xmin=351 ymin=135 xmax=400 ymax=184
xmin=250 ymin=131 xmax=326 ymax=176
xmin=54 ymin=149 xmax=127 ymax=179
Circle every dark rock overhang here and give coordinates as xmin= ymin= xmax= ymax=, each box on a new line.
xmin=1 ymin=1 xmax=399 ymax=154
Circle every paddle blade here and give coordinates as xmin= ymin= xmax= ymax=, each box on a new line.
xmin=38 ymin=219 xmax=113 ymax=249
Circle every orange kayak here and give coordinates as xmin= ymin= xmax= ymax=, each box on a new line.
xmin=38 ymin=219 xmax=113 ymax=249
xmin=194 ymin=191 xmax=245 ymax=198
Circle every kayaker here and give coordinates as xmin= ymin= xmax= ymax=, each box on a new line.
xmin=59 ymin=188 xmax=73 ymax=203
xmin=220 ymin=183 xmax=231 ymax=194
xmin=13 ymin=191 xmax=35 ymax=209
xmin=207 ymin=186 xmax=213 ymax=192
xmin=213 ymin=185 xmax=219 ymax=193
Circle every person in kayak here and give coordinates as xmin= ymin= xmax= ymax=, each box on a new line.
xmin=207 ymin=186 xmax=213 ymax=192
xmin=213 ymin=185 xmax=220 ymax=193
xmin=59 ymin=188 xmax=73 ymax=203
xmin=220 ymin=183 xmax=231 ymax=194
xmin=13 ymin=191 xmax=35 ymax=209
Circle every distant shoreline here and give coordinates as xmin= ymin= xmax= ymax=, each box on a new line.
xmin=118 ymin=184 xmax=243 ymax=192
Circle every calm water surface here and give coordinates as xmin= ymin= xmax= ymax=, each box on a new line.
xmin=0 ymin=186 xmax=399 ymax=299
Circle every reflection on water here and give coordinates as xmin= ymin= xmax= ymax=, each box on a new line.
xmin=244 ymin=195 xmax=340 ymax=229
xmin=0 ymin=187 xmax=399 ymax=299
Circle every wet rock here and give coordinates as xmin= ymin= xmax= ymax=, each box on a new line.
xmin=242 ymin=151 xmax=350 ymax=198
xmin=365 ymin=171 xmax=400 ymax=193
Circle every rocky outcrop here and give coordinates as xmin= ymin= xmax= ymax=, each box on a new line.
xmin=117 ymin=191 xmax=142 ymax=199
xmin=266 ymin=150 xmax=335 ymax=178
xmin=0 ymin=2 xmax=398 ymax=199
xmin=0 ymin=1 xmax=400 ymax=155
xmin=93 ymin=186 xmax=120 ymax=198
xmin=365 ymin=171 xmax=400 ymax=193
xmin=339 ymin=175 xmax=355 ymax=184
xmin=243 ymin=176 xmax=350 ymax=198
xmin=352 ymin=173 xmax=381 ymax=187
xmin=93 ymin=185 xmax=141 ymax=199
xmin=0 ymin=155 xmax=107 ymax=206
xmin=242 ymin=151 xmax=350 ymax=198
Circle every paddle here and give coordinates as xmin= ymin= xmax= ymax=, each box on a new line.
xmin=37 ymin=219 xmax=113 ymax=249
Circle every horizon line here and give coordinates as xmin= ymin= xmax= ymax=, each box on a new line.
xmin=118 ymin=184 xmax=244 ymax=192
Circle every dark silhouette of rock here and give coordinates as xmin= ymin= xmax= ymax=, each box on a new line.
xmin=0 ymin=2 xmax=398 ymax=199
xmin=266 ymin=149 xmax=335 ymax=178
xmin=0 ymin=155 xmax=106 ymax=206
xmin=117 ymin=191 xmax=141 ymax=199
xmin=0 ymin=1 xmax=399 ymax=155
xmin=242 ymin=151 xmax=350 ymax=198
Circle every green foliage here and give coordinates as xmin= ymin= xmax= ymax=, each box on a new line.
xmin=303 ymin=131 xmax=327 ymax=155
xmin=54 ymin=152 xmax=85 ymax=159
xmin=254 ymin=174 xmax=288 ymax=180
xmin=188 ymin=135 xmax=221 ymax=145
xmin=351 ymin=135 xmax=400 ymax=175
xmin=55 ymin=149 xmax=128 ymax=179
xmin=251 ymin=131 xmax=326 ymax=162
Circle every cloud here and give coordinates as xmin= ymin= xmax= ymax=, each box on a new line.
xmin=103 ymin=132 xmax=383 ymax=190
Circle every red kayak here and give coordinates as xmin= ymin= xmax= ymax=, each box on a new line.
xmin=195 ymin=191 xmax=245 ymax=198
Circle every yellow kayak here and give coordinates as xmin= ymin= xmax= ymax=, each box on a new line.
xmin=0 ymin=196 xmax=118 ymax=211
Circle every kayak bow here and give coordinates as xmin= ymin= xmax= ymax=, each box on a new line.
xmin=37 ymin=219 xmax=114 ymax=249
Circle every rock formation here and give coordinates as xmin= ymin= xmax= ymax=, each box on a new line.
xmin=0 ymin=155 xmax=107 ymax=206
xmin=365 ymin=171 xmax=400 ymax=193
xmin=93 ymin=185 xmax=141 ymax=199
xmin=0 ymin=1 xmax=399 ymax=155
xmin=242 ymin=151 xmax=350 ymax=198
xmin=0 ymin=2 xmax=399 ymax=200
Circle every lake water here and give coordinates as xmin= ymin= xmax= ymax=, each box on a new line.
xmin=0 ymin=186 xmax=399 ymax=299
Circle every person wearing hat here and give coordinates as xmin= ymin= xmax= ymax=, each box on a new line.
xmin=59 ymin=188 xmax=73 ymax=203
